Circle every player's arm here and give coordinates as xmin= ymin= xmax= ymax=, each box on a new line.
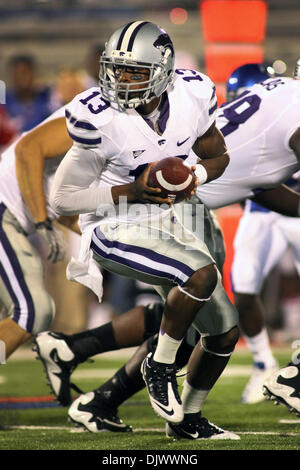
xmin=15 ymin=117 xmax=72 ymax=224
xmin=289 ymin=127 xmax=300 ymax=162
xmin=250 ymin=184 xmax=300 ymax=217
xmin=192 ymin=122 xmax=229 ymax=185
xmin=51 ymin=145 xmax=173 ymax=216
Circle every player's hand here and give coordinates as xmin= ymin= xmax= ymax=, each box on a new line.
xmin=35 ymin=218 xmax=67 ymax=263
xmin=128 ymin=162 xmax=173 ymax=205
xmin=185 ymin=165 xmax=198 ymax=201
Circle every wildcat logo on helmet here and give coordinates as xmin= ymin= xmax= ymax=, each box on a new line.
xmin=153 ymin=34 xmax=174 ymax=57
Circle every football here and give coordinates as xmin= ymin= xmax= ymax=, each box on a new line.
xmin=148 ymin=156 xmax=196 ymax=203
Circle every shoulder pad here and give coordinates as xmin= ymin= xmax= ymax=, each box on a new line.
xmin=174 ymin=69 xmax=216 ymax=100
xmin=173 ymin=69 xmax=217 ymax=116
xmin=65 ymin=87 xmax=113 ymax=147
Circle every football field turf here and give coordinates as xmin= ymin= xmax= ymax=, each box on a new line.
xmin=0 ymin=345 xmax=299 ymax=453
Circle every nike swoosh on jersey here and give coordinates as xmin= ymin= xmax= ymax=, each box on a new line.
xmin=151 ymin=398 xmax=174 ymax=416
xmin=177 ymin=137 xmax=190 ymax=146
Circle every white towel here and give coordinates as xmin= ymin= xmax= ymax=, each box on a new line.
xmin=66 ymin=228 xmax=103 ymax=302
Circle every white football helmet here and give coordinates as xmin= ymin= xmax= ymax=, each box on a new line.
xmin=99 ymin=21 xmax=175 ymax=111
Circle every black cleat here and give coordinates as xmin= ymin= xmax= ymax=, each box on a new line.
xmin=166 ymin=412 xmax=240 ymax=440
xmin=34 ymin=331 xmax=81 ymax=406
xmin=141 ymin=352 xmax=183 ymax=423
xmin=68 ymin=392 xmax=132 ymax=433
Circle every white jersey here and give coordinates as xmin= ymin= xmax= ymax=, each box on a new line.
xmin=196 ymin=77 xmax=300 ymax=208
xmin=0 ymin=106 xmax=66 ymax=234
xmin=64 ymin=69 xmax=217 ymax=232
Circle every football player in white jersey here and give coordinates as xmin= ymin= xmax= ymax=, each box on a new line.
xmin=49 ymin=20 xmax=238 ymax=428
xmin=0 ymin=107 xmax=79 ymax=360
xmin=30 ymin=54 xmax=299 ymax=438
xmin=207 ymin=63 xmax=300 ymax=405
xmin=41 ymin=31 xmax=299 ymax=437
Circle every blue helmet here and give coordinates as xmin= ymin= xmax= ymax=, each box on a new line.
xmin=226 ymin=63 xmax=275 ymax=101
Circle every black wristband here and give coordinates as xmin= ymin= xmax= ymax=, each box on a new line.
xmin=34 ymin=217 xmax=53 ymax=230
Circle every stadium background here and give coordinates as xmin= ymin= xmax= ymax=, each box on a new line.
xmin=1 ymin=0 xmax=300 ymax=351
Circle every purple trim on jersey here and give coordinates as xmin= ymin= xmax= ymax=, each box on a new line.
xmin=0 ymin=203 xmax=35 ymax=332
xmin=67 ymin=130 xmax=102 ymax=145
xmin=91 ymin=227 xmax=195 ymax=284
xmin=210 ymin=86 xmax=216 ymax=101
xmin=65 ymin=110 xmax=98 ymax=130
xmin=209 ymin=102 xmax=217 ymax=116
xmin=157 ymin=92 xmax=170 ymax=134
xmin=141 ymin=92 xmax=169 ymax=134
xmin=127 ymin=22 xmax=149 ymax=51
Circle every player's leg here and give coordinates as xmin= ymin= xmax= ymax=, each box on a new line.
xmin=67 ymin=330 xmax=197 ymax=432
xmin=0 ymin=318 xmax=31 ymax=358
xmin=276 ymin=216 xmax=300 ymax=340
xmin=34 ymin=302 xmax=164 ymax=406
xmin=68 ymin=339 xmax=150 ymax=432
xmin=91 ymin=217 xmax=218 ymax=423
xmin=67 ymin=276 xmax=240 ymax=438
xmin=232 ymin=211 xmax=283 ymax=403
xmin=0 ymin=205 xmax=55 ymax=359
xmin=166 ymin=274 xmax=240 ymax=440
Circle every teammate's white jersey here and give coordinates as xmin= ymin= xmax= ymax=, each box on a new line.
xmin=196 ymin=77 xmax=300 ymax=208
xmin=0 ymin=106 xmax=66 ymax=234
xmin=62 ymin=69 xmax=217 ymax=232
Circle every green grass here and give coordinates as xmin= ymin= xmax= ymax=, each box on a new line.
xmin=0 ymin=347 xmax=299 ymax=451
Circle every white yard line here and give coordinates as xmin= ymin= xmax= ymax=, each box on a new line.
xmin=279 ymin=419 xmax=300 ymax=424
xmin=71 ymin=364 xmax=253 ymax=380
xmin=3 ymin=425 xmax=300 ymax=437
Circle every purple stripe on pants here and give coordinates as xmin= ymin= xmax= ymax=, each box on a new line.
xmin=0 ymin=203 xmax=35 ymax=332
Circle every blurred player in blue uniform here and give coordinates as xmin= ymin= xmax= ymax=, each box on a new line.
xmin=228 ymin=64 xmax=300 ymax=404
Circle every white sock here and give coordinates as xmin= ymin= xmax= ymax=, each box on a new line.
xmin=244 ymin=328 xmax=276 ymax=368
xmin=181 ymin=380 xmax=209 ymax=414
xmin=153 ymin=330 xmax=183 ymax=364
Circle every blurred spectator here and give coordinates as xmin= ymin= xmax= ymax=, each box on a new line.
xmin=5 ymin=54 xmax=52 ymax=133
xmin=83 ymin=41 xmax=105 ymax=89
xmin=0 ymin=104 xmax=17 ymax=153
xmin=49 ymin=67 xmax=86 ymax=112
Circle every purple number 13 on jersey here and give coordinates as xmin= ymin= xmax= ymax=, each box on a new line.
xmin=220 ymin=93 xmax=262 ymax=137
xmin=80 ymin=91 xmax=110 ymax=114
